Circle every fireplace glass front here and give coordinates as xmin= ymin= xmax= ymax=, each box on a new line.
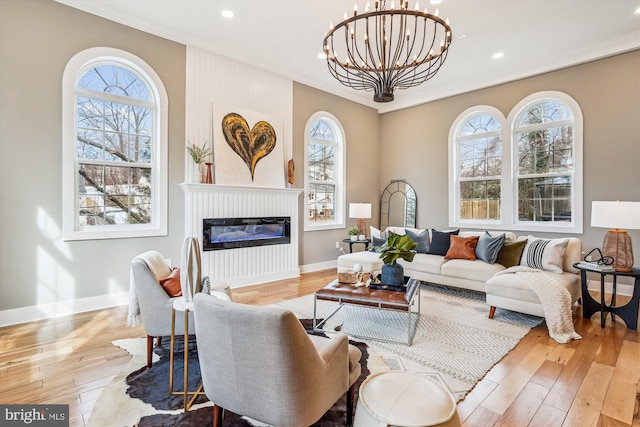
xmin=203 ymin=217 xmax=291 ymax=251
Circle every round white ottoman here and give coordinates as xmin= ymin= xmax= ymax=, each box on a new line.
xmin=353 ymin=371 xmax=460 ymax=427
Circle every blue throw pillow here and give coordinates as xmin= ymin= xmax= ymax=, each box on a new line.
xmin=475 ymin=231 xmax=506 ymax=264
xmin=405 ymin=229 xmax=430 ymax=253
xmin=426 ymin=229 xmax=459 ymax=256
xmin=371 ymin=236 xmax=387 ymax=247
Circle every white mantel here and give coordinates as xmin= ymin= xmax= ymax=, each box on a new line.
xmin=180 ymin=183 xmax=302 ymax=287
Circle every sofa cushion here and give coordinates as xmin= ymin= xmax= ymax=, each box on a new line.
xmin=445 ymin=235 xmax=479 ymax=260
xmin=405 ymin=228 xmax=430 ymax=253
xmin=440 ymin=259 xmax=506 ymax=282
xmin=427 ymin=229 xmax=460 ymax=256
xmin=371 ymin=236 xmax=386 ymax=247
xmin=519 ymin=236 xmax=569 ymax=273
xmin=485 ymin=271 xmax=580 ymax=305
xmin=400 ymin=253 xmax=447 ymax=275
xmin=496 ymin=240 xmax=527 ymax=268
xmin=475 ymin=232 xmax=506 ymax=264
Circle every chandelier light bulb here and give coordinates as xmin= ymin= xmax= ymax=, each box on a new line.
xmin=446 ymin=17 xmax=450 ymax=25
xmin=344 ymin=11 xmax=348 ymax=20
xmin=415 ymin=2 xmax=420 ymax=11
xmin=435 ymin=8 xmax=439 ymax=16
xmin=354 ymin=3 xmax=358 ymax=15
xmin=390 ymin=1 xmax=395 ymax=10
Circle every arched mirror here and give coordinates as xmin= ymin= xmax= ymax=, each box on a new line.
xmin=380 ymin=180 xmax=417 ymax=229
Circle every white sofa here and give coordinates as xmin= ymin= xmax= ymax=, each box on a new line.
xmin=337 ymin=227 xmax=582 ymax=318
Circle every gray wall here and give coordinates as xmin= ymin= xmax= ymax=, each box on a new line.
xmin=292 ymin=83 xmax=380 ymax=266
xmin=379 ymin=50 xmax=640 ymax=262
xmin=1 ymin=0 xmax=638 ymax=312
xmin=0 ymin=0 xmax=186 ymax=311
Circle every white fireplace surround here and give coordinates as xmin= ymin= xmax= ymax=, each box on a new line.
xmin=180 ymin=183 xmax=302 ymax=288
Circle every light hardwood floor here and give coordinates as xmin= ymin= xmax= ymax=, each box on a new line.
xmin=1 ymin=269 xmax=638 ymax=427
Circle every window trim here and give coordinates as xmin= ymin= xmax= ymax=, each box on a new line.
xmin=449 ymin=92 xmax=583 ymax=234
xmin=303 ymin=112 xmax=346 ymax=232
xmin=62 ymin=47 xmax=168 ymax=241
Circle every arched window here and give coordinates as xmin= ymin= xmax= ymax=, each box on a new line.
xmin=449 ymin=92 xmax=583 ymax=233
xmin=304 ymin=112 xmax=346 ymax=231
xmin=449 ymin=107 xmax=505 ymax=226
xmin=62 ymin=48 xmax=168 ymax=240
xmin=510 ymin=93 xmax=583 ymax=231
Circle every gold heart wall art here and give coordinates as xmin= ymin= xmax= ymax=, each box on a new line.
xmin=221 ymin=112 xmax=276 ymax=181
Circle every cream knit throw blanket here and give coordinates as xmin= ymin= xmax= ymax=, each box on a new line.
xmin=494 ymin=266 xmax=582 ymax=344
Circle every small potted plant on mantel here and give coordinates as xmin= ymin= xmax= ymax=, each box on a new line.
xmin=347 ymin=226 xmax=360 ymax=241
xmin=379 ymin=232 xmax=417 ymax=286
xmin=186 ymin=141 xmax=212 ymax=183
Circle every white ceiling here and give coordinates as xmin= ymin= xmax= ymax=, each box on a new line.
xmin=56 ymin=0 xmax=640 ymax=114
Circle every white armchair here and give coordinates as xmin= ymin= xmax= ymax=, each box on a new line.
xmin=193 ymin=293 xmax=362 ymax=426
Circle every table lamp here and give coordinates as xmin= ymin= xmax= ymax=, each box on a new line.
xmin=349 ymin=203 xmax=372 ymax=238
xmin=591 ymin=201 xmax=640 ymax=272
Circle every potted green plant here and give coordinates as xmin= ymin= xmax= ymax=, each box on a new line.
xmin=347 ymin=226 xmax=360 ymax=241
xmin=186 ymin=142 xmax=212 ymax=183
xmin=379 ymin=232 xmax=417 ymax=286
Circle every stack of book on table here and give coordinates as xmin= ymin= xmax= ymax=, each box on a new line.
xmin=576 ymin=261 xmax=615 ymax=272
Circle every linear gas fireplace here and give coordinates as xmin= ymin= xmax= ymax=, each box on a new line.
xmin=203 ymin=216 xmax=291 ymax=251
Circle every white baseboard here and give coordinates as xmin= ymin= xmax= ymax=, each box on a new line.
xmin=299 ymin=260 xmax=337 ymax=273
xmin=225 ymin=269 xmax=301 ymax=288
xmin=0 ymin=291 xmax=130 ymax=327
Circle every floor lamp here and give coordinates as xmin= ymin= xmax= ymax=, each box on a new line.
xmin=349 ymin=203 xmax=372 ymax=239
xmin=591 ymin=201 xmax=640 ymax=272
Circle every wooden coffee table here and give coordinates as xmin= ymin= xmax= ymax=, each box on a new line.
xmin=313 ymin=278 xmax=420 ymax=345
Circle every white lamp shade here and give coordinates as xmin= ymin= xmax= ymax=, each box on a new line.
xmin=591 ymin=201 xmax=640 ymax=230
xmin=349 ymin=203 xmax=372 ymax=219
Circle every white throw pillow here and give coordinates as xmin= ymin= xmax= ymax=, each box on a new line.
xmin=520 ymin=236 xmax=569 ymax=273
xmin=369 ymin=226 xmax=388 ymax=240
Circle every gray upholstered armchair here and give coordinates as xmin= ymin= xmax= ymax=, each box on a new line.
xmin=193 ymin=292 xmax=362 ymax=427
xmin=130 ymin=251 xmax=195 ymax=368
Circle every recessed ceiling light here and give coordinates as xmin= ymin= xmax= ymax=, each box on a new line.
xmin=492 ymin=52 xmax=504 ymax=59
xmin=221 ymin=10 xmax=234 ymax=19
xmin=635 ymin=6 xmax=640 ymax=14
xmin=459 ymin=33 xmax=467 ymax=40
xmin=430 ymin=0 xmax=443 ymax=4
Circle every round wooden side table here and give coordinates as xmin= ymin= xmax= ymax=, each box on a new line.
xmin=353 ymin=371 xmax=460 ymax=427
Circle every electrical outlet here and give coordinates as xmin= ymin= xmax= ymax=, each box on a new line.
xmin=335 ymin=241 xmax=340 ymax=249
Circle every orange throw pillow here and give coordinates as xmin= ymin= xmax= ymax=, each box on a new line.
xmin=445 ymin=235 xmax=480 ymax=260
xmin=159 ymin=267 xmax=182 ymax=297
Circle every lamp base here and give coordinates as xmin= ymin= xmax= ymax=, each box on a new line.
xmin=602 ymin=229 xmax=634 ymax=272
xmin=355 ymin=218 xmax=368 ymax=239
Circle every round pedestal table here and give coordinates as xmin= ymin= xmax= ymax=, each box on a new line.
xmin=353 ymin=371 xmax=461 ymax=427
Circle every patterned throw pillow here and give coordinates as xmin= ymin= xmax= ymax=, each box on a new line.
xmin=405 ymin=229 xmax=430 ymax=253
xmin=520 ymin=236 xmax=569 ymax=273
xmin=445 ymin=235 xmax=480 ymax=260
xmin=475 ymin=231 xmax=506 ymax=264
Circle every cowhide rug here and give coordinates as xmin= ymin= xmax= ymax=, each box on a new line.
xmin=88 ymin=321 xmax=371 ymax=427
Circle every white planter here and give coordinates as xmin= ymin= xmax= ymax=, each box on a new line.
xmin=350 ymin=235 xmax=357 ymax=241
xmin=192 ymin=162 xmax=202 ymax=183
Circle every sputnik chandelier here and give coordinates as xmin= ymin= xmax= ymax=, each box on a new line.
xmin=323 ymin=0 xmax=453 ymax=102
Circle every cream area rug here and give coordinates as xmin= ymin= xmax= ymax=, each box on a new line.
xmin=89 ymin=284 xmax=540 ymax=426
xmin=274 ymin=283 xmax=541 ymax=402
